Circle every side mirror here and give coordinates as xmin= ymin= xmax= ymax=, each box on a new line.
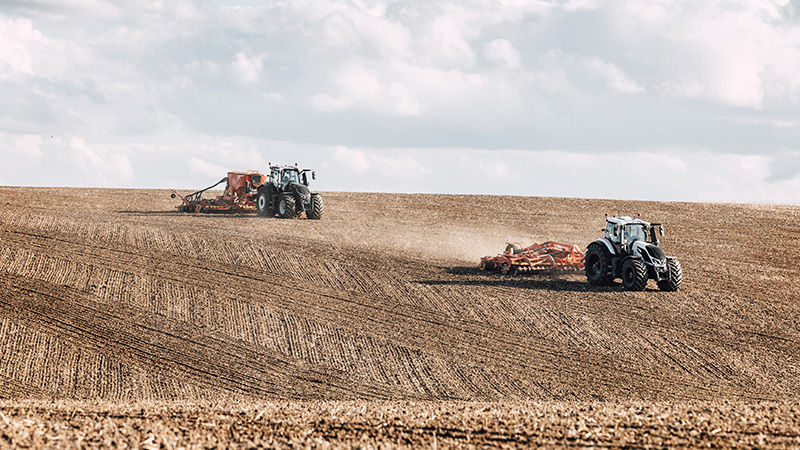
xmin=312 ymin=171 xmax=316 ymax=180
xmin=659 ymin=225 xmax=665 ymax=236
xmin=170 ymin=193 xmax=176 ymax=199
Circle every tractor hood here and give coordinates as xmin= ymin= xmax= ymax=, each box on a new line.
xmin=633 ymin=241 xmax=666 ymax=265
xmin=288 ymin=182 xmax=311 ymax=199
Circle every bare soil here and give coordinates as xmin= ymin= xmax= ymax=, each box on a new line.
xmin=2 ymin=400 xmax=799 ymax=448
xmin=0 ymin=187 xmax=799 ymax=446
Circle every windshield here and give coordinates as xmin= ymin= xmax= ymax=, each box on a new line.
xmin=282 ymin=170 xmax=299 ymax=185
xmin=624 ymin=224 xmax=647 ymax=243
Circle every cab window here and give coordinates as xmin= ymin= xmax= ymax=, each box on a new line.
xmin=605 ymin=223 xmax=619 ymax=242
xmin=282 ymin=170 xmax=299 ymax=185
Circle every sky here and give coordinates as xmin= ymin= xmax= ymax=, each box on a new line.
xmin=1 ymin=0 xmax=800 ymax=203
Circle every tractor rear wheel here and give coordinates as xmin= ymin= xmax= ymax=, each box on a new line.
xmin=584 ymin=244 xmax=614 ymax=285
xmin=622 ymin=258 xmax=648 ymax=291
xmin=657 ymin=258 xmax=682 ymax=291
xmin=306 ymin=193 xmax=323 ymax=220
xmin=278 ymin=193 xmax=297 ymax=218
xmin=256 ymin=191 xmax=272 ymax=217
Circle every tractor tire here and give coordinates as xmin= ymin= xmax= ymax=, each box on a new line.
xmin=584 ymin=244 xmax=614 ymax=285
xmin=256 ymin=191 xmax=272 ymax=217
xmin=278 ymin=193 xmax=297 ymax=218
xmin=657 ymin=258 xmax=683 ymax=291
xmin=621 ymin=258 xmax=648 ymax=291
xmin=306 ymin=193 xmax=323 ymax=220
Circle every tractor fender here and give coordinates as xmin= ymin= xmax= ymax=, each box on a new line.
xmin=590 ymin=238 xmax=617 ymax=256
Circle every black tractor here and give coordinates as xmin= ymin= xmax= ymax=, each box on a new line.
xmin=584 ymin=216 xmax=682 ymax=291
xmin=255 ymin=164 xmax=323 ymax=219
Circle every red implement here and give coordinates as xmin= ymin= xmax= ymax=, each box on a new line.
xmin=171 ymin=171 xmax=265 ymax=214
xmin=480 ymin=241 xmax=585 ymax=275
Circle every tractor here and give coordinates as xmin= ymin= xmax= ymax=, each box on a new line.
xmin=584 ymin=216 xmax=682 ymax=291
xmin=256 ymin=164 xmax=323 ymax=219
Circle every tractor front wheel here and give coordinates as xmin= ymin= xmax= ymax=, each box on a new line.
xmin=306 ymin=193 xmax=323 ymax=220
xmin=278 ymin=193 xmax=297 ymax=218
xmin=657 ymin=258 xmax=682 ymax=291
xmin=622 ymin=258 xmax=648 ymax=291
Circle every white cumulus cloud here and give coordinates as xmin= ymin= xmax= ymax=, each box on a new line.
xmin=231 ymin=52 xmax=264 ymax=84
xmin=484 ymin=39 xmax=522 ymax=70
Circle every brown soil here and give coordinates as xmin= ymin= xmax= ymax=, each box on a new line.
xmin=0 ymin=187 xmax=799 ymax=446
xmin=2 ymin=400 xmax=799 ymax=448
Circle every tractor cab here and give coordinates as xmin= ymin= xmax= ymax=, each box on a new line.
xmin=268 ymin=165 xmax=317 ymax=189
xmin=604 ymin=216 xmax=662 ymax=251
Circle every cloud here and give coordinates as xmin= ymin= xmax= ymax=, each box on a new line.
xmin=0 ymin=17 xmax=35 ymax=76
xmin=231 ymin=52 xmax=264 ymax=84
xmin=611 ymin=0 xmax=800 ymax=108
xmin=69 ymin=136 xmax=134 ymax=186
xmin=188 ymin=156 xmax=228 ymax=179
xmin=311 ymin=61 xmax=422 ymax=116
xmin=479 ymin=160 xmax=511 ymax=179
xmin=484 ymin=39 xmax=521 ymax=70
xmin=767 ymin=153 xmax=800 ymax=182
xmin=585 ymin=57 xmax=644 ymax=94
xmin=1 ymin=0 xmax=800 ymax=204
xmin=330 ymin=146 xmax=427 ymax=179
xmin=332 ymin=146 xmax=370 ymax=173
xmin=320 ymin=146 xmax=800 ymax=204
xmin=0 ymin=16 xmax=86 ymax=80
xmin=0 ymin=133 xmax=43 ymax=160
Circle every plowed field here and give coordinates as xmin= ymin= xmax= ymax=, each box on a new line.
xmin=1 ymin=187 xmax=799 ymax=446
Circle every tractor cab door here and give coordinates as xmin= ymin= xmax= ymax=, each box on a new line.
xmin=605 ymin=222 xmax=622 ymax=253
xmin=269 ymin=168 xmax=281 ymax=189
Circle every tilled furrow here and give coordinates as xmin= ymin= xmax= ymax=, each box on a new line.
xmin=0 ymin=227 xmax=776 ymax=400
xmin=0 ymin=271 xmax=400 ymax=400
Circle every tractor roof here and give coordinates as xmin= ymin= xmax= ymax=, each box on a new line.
xmin=269 ymin=165 xmax=313 ymax=171
xmin=606 ymin=216 xmax=651 ymax=226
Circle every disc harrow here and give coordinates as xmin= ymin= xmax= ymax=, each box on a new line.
xmin=480 ymin=241 xmax=585 ymax=275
